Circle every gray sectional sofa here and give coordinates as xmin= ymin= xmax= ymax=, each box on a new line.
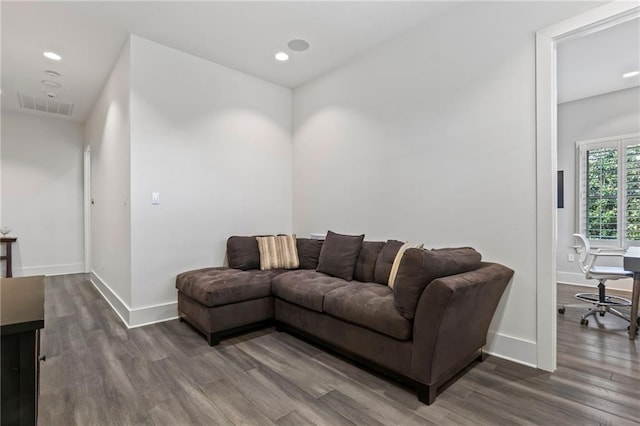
xmin=176 ymin=233 xmax=513 ymax=404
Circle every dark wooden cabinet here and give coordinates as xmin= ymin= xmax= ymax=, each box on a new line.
xmin=1 ymin=276 xmax=45 ymax=426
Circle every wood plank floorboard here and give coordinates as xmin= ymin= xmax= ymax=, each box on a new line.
xmin=37 ymin=275 xmax=640 ymax=425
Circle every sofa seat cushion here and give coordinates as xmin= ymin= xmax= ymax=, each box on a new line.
xmin=176 ymin=267 xmax=284 ymax=307
xmin=323 ymin=282 xmax=413 ymax=341
xmin=272 ymin=270 xmax=350 ymax=312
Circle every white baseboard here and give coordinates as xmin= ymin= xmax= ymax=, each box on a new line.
xmin=129 ymin=302 xmax=178 ymax=328
xmin=90 ymin=271 xmax=131 ymax=325
xmin=556 ymin=271 xmax=632 ymax=292
xmin=485 ymin=331 xmax=537 ymax=368
xmin=90 ymin=271 xmax=177 ymax=328
xmin=7 ymin=262 xmax=85 ymax=277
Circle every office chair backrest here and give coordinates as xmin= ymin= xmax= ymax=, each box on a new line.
xmin=573 ymin=233 xmax=591 ymax=274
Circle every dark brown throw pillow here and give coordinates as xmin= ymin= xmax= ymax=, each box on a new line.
xmin=227 ymin=236 xmax=260 ymax=270
xmin=373 ymin=240 xmax=404 ymax=285
xmin=316 ymin=231 xmax=365 ymax=281
xmin=393 ymin=247 xmax=482 ymax=319
xmin=296 ymin=238 xmax=324 ymax=269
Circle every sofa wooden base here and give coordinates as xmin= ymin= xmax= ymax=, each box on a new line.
xmin=179 ymin=312 xmax=275 ymax=346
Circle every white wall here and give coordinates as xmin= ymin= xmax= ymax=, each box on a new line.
xmin=556 ymin=87 xmax=640 ymax=291
xmin=85 ymin=39 xmax=132 ymax=315
xmin=127 ymin=36 xmax=292 ymax=323
xmin=292 ymin=1 xmax=599 ymax=366
xmin=0 ymin=110 xmax=84 ymax=276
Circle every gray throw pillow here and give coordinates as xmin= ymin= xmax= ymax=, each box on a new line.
xmin=316 ymin=231 xmax=364 ymax=281
xmin=393 ymin=247 xmax=482 ymax=319
xmin=227 ymin=236 xmax=260 ymax=270
xmin=296 ymin=238 xmax=324 ymax=269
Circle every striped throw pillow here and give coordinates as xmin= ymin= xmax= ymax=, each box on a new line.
xmin=256 ymin=235 xmax=300 ymax=270
xmin=388 ymin=242 xmax=424 ymax=289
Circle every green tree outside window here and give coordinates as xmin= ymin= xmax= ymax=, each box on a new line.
xmin=583 ymin=141 xmax=640 ymax=244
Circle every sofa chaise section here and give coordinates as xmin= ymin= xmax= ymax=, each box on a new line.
xmin=176 ymin=267 xmax=286 ymax=345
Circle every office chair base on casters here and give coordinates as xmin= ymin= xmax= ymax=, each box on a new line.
xmin=576 ymin=293 xmax=632 ymax=327
xmin=575 ymin=292 xmax=631 ymax=307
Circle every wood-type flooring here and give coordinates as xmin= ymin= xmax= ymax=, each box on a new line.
xmin=38 ymin=275 xmax=639 ymax=425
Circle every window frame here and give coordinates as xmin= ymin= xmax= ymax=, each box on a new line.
xmin=576 ymin=133 xmax=640 ymax=248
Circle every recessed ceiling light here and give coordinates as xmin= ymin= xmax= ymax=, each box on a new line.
xmin=41 ymin=80 xmax=62 ymax=88
xmin=288 ymin=39 xmax=310 ymax=52
xmin=43 ymin=51 xmax=62 ymax=61
xmin=44 ymin=70 xmax=61 ymax=78
xmin=623 ymin=70 xmax=639 ymax=78
xmin=275 ymin=52 xmax=289 ymax=62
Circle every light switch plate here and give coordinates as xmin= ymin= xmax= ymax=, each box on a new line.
xmin=152 ymin=192 xmax=160 ymax=205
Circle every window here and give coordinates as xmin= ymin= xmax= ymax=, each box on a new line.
xmin=577 ymin=134 xmax=640 ymax=246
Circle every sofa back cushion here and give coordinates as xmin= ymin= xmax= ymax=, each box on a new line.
xmin=296 ymin=238 xmax=324 ymax=269
xmin=316 ymin=231 xmax=365 ymax=281
xmin=393 ymin=247 xmax=482 ymax=319
xmin=388 ymin=242 xmax=424 ymax=289
xmin=227 ymin=236 xmax=261 ymax=270
xmin=373 ymin=240 xmax=404 ymax=285
xmin=353 ymin=241 xmax=385 ymax=283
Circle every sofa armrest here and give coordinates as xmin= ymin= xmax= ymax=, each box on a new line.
xmin=410 ymin=262 xmax=513 ymax=385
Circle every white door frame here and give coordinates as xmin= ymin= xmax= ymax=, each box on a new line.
xmin=535 ymin=2 xmax=639 ymax=372
xmin=83 ymin=146 xmax=91 ymax=273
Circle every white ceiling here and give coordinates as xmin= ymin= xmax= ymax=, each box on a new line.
xmin=1 ymin=1 xmax=452 ymax=122
xmin=557 ymin=17 xmax=640 ymax=104
xmin=2 ymin=2 xmax=638 ymax=122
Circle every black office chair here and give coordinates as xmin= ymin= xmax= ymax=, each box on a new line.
xmin=569 ymin=233 xmax=634 ymax=327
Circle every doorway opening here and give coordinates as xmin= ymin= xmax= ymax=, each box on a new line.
xmin=84 ymin=146 xmax=91 ymax=273
xmin=535 ymin=3 xmax=639 ymax=371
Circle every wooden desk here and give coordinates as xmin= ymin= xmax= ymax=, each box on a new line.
xmin=622 ymin=247 xmax=640 ymax=340
xmin=1 ymin=237 xmax=18 ymax=278
xmin=1 ymin=276 xmax=45 ymax=426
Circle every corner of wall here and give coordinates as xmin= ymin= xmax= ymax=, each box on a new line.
xmin=86 ymin=34 xmax=133 ymax=309
xmin=90 ymin=270 xmax=177 ymax=328
xmin=486 ymin=332 xmax=537 ymax=368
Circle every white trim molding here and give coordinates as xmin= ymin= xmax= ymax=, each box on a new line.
xmin=129 ymin=301 xmax=178 ymax=329
xmin=535 ymin=2 xmax=640 ymax=372
xmin=90 ymin=270 xmax=177 ymax=328
xmin=83 ymin=146 xmax=91 ymax=273
xmin=90 ymin=271 xmax=130 ymax=325
xmin=11 ymin=263 xmax=85 ymax=277
xmin=486 ymin=332 xmax=537 ymax=368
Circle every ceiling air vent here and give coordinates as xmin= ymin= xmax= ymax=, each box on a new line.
xmin=17 ymin=93 xmax=74 ymax=117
